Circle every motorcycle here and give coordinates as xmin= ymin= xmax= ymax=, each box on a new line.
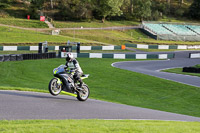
xmin=48 ymin=65 xmax=90 ymax=101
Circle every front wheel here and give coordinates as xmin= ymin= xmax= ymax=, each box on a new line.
xmin=49 ymin=78 xmax=62 ymax=96
xmin=77 ymin=84 xmax=90 ymax=101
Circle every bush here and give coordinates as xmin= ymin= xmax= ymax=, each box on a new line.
xmin=0 ymin=3 xmax=10 ymax=9
xmin=175 ymin=9 xmax=184 ymax=17
xmin=0 ymin=10 xmax=9 ymax=18
xmin=151 ymin=10 xmax=161 ymax=21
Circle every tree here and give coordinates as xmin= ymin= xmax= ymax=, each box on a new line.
xmin=95 ymin=0 xmax=124 ymax=23
xmin=133 ymin=0 xmax=151 ymax=22
xmin=28 ymin=0 xmax=45 ymax=19
xmin=188 ymin=0 xmax=200 ymax=20
xmin=130 ymin=0 xmax=133 ymax=14
xmin=58 ymin=0 xmax=93 ymax=20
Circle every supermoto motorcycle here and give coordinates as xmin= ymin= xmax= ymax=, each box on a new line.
xmin=48 ymin=65 xmax=90 ymax=101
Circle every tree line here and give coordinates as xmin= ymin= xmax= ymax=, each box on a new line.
xmin=0 ymin=0 xmax=200 ymax=22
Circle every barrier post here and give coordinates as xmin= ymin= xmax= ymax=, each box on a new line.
xmin=77 ymin=42 xmax=80 ymax=53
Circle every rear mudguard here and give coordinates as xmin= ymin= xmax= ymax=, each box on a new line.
xmin=81 ymin=74 xmax=89 ymax=80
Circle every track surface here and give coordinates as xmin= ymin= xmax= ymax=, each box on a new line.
xmin=0 ymin=51 xmax=200 ymax=121
xmin=113 ymin=50 xmax=200 ymax=87
xmin=0 ymin=90 xmax=200 ymax=121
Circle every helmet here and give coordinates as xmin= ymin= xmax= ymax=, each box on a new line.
xmin=66 ymin=53 xmax=73 ymax=62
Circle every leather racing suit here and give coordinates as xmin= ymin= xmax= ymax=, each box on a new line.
xmin=66 ymin=58 xmax=83 ymax=87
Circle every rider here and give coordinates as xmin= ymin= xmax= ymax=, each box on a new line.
xmin=65 ymin=53 xmax=83 ymax=88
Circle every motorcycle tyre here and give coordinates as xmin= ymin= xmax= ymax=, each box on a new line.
xmin=49 ymin=78 xmax=62 ymax=96
xmin=77 ymin=84 xmax=90 ymax=101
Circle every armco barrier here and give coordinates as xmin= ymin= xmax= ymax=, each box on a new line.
xmin=0 ymin=46 xmax=123 ymax=51
xmin=125 ymin=43 xmax=200 ymax=50
xmin=60 ymin=52 xmax=175 ymax=59
xmin=22 ymin=52 xmax=56 ymax=60
xmin=189 ymin=53 xmax=200 ymax=58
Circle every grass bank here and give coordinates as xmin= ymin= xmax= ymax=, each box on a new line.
xmin=0 ymin=120 xmax=199 ymax=133
xmin=0 ymin=58 xmax=200 ymax=117
xmin=61 ymin=29 xmax=200 ymax=46
xmin=53 ymin=20 xmax=140 ymax=28
xmin=1 ymin=18 xmax=200 ymax=46
xmin=0 ymin=26 xmax=100 ymax=44
xmin=0 ymin=18 xmax=48 ymax=28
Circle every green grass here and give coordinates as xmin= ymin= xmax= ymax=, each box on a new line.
xmin=0 ymin=18 xmax=48 ymax=28
xmin=0 ymin=26 xmax=100 ymax=44
xmin=60 ymin=29 xmax=200 ymax=46
xmin=0 ymin=86 xmax=48 ymax=93
xmin=61 ymin=29 xmax=150 ymax=46
xmin=0 ymin=120 xmax=199 ymax=133
xmin=53 ymin=20 xmax=140 ymax=28
xmin=0 ymin=58 xmax=200 ymax=117
xmin=162 ymin=67 xmax=200 ymax=77
xmin=0 ymin=18 xmax=200 ymax=46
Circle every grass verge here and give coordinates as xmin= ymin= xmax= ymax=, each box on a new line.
xmin=0 ymin=58 xmax=200 ymax=117
xmin=162 ymin=68 xmax=200 ymax=77
xmin=0 ymin=120 xmax=199 ymax=133
xmin=0 ymin=86 xmax=47 ymax=93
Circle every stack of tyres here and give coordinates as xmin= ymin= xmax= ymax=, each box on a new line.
xmin=0 ymin=55 xmax=4 ymax=62
xmin=10 ymin=55 xmax=17 ymax=61
xmin=22 ymin=52 xmax=56 ymax=60
xmin=3 ymin=55 xmax=10 ymax=62
xmin=16 ymin=54 xmax=23 ymax=61
xmin=182 ymin=67 xmax=200 ymax=73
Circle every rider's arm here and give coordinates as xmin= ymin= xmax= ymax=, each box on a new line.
xmin=73 ymin=59 xmax=83 ymax=73
xmin=65 ymin=62 xmax=68 ymax=68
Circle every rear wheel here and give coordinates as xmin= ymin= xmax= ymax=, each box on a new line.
xmin=49 ymin=78 xmax=62 ymax=96
xmin=77 ymin=84 xmax=90 ymax=101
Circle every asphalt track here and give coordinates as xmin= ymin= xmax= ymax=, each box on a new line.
xmin=113 ymin=51 xmax=200 ymax=88
xmin=0 ymin=51 xmax=200 ymax=121
xmin=0 ymin=90 xmax=200 ymax=121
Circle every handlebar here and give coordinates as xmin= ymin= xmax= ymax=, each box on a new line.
xmin=65 ymin=68 xmax=77 ymax=73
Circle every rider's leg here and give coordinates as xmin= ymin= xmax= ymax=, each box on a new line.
xmin=74 ymin=72 xmax=83 ymax=87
